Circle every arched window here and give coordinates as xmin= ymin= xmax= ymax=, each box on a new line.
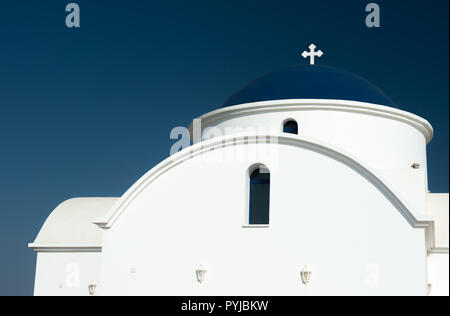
xmin=249 ymin=166 xmax=270 ymax=225
xmin=283 ymin=120 xmax=298 ymax=135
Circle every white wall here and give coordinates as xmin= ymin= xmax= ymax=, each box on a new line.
xmin=99 ymin=141 xmax=427 ymax=296
xmin=200 ymin=105 xmax=430 ymax=215
xmin=428 ymin=254 xmax=449 ymax=296
xmin=34 ymin=251 xmax=101 ymax=296
xmin=426 ymin=193 xmax=449 ymax=296
xmin=427 ymin=194 xmax=449 ymax=249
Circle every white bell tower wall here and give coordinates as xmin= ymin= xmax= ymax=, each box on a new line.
xmin=197 ymin=100 xmax=433 ymax=215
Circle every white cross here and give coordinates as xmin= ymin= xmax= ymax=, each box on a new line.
xmin=301 ymin=44 xmax=323 ymax=65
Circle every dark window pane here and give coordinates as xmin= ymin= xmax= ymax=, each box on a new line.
xmin=283 ymin=120 xmax=298 ymax=134
xmin=249 ymin=168 xmax=270 ymax=225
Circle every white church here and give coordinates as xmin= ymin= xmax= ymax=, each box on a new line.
xmin=29 ymin=45 xmax=449 ymax=296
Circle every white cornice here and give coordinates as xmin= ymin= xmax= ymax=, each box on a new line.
xmin=28 ymin=243 xmax=102 ymax=253
xmin=195 ymin=99 xmax=434 ymax=143
xmin=428 ymin=247 xmax=450 ymax=255
xmin=94 ymin=133 xmax=434 ymax=232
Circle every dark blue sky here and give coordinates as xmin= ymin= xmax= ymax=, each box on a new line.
xmin=0 ymin=0 xmax=448 ymax=295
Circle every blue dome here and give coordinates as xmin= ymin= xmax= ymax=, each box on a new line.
xmin=222 ymin=65 xmax=396 ymax=108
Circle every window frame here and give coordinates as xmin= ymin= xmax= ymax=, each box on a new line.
xmin=245 ymin=164 xmax=271 ymax=227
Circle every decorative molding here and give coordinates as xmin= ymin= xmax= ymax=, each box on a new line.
xmin=428 ymin=247 xmax=450 ymax=255
xmin=242 ymin=225 xmax=271 ymax=229
xmin=196 ymin=99 xmax=434 ymax=143
xmin=94 ymin=133 xmax=434 ymax=235
xmin=28 ymin=243 xmax=102 ymax=253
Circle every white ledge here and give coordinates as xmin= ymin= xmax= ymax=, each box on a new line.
xmin=428 ymin=247 xmax=450 ymax=255
xmin=28 ymin=243 xmax=102 ymax=253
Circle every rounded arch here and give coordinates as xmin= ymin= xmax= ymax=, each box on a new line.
xmin=247 ymin=163 xmax=270 ymax=177
xmin=95 ymin=133 xmax=433 ymax=231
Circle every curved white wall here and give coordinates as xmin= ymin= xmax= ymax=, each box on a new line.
xmin=99 ymin=141 xmax=427 ymax=296
xmin=198 ymin=100 xmax=432 ymax=214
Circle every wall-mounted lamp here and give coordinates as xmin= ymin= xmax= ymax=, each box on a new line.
xmin=88 ymin=283 xmax=97 ymax=296
xmin=196 ymin=265 xmax=207 ymax=284
xmin=411 ymin=163 xmax=421 ymax=169
xmin=300 ymin=266 xmax=312 ymax=285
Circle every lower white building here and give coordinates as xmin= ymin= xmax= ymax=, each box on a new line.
xmin=29 ymin=64 xmax=449 ymax=296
